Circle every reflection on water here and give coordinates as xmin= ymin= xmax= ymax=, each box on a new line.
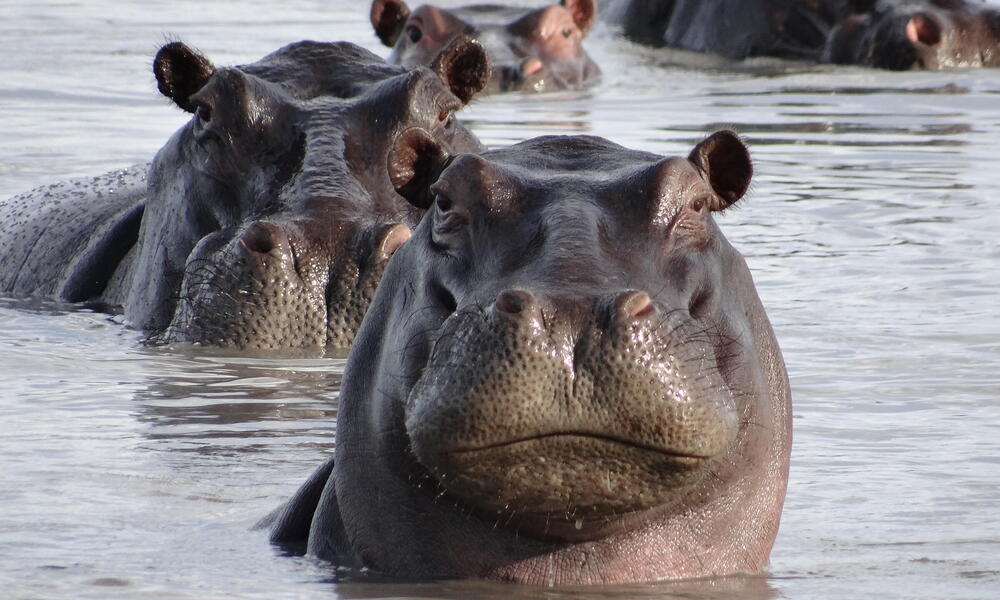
xmin=324 ymin=573 xmax=778 ymax=599
xmin=135 ymin=353 xmax=342 ymax=452
xmin=1 ymin=1 xmax=999 ymax=599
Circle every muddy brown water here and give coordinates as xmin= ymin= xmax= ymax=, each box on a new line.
xmin=1 ymin=1 xmax=999 ymax=598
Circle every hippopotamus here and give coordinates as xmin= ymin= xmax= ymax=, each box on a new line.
xmin=602 ymin=0 xmax=850 ymax=61
xmin=823 ymin=0 xmax=1000 ymax=69
xmin=0 ymin=38 xmax=489 ymax=350
xmin=371 ymin=0 xmax=601 ymax=92
xmin=267 ymin=130 xmax=792 ymax=583
xmin=604 ymin=0 xmax=1000 ymax=69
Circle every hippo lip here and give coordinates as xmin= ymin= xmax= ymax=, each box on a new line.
xmin=424 ymin=432 xmax=712 ymax=542
xmin=445 ymin=432 xmax=711 ymax=462
xmin=415 ymin=430 xmax=718 ymax=542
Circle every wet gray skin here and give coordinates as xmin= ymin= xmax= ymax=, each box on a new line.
xmin=602 ymin=0 xmax=855 ymax=60
xmin=268 ymin=131 xmax=792 ymax=584
xmin=0 ymin=39 xmax=489 ymax=350
xmin=371 ymin=0 xmax=601 ymax=92
xmin=604 ymin=0 xmax=1000 ymax=69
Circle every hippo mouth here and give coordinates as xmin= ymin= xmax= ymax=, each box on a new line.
xmin=448 ymin=431 xmax=711 ymax=462
xmin=417 ymin=430 xmax=718 ymax=542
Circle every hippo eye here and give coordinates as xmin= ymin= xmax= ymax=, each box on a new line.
xmin=195 ymin=103 xmax=212 ymax=124
xmin=562 ymin=28 xmax=573 ymax=38
xmin=690 ymin=196 xmax=708 ymax=213
xmin=431 ymin=193 xmax=468 ymax=250
xmin=406 ymin=25 xmax=422 ymax=43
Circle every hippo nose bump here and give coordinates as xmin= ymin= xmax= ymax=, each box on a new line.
xmin=377 ymin=223 xmax=412 ymax=260
xmin=495 ymin=289 xmax=552 ymax=327
xmin=240 ymin=222 xmax=281 ymax=255
xmin=614 ymin=290 xmax=655 ymax=321
xmin=495 ymin=289 xmax=533 ymax=316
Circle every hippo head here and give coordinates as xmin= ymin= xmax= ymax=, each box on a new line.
xmin=325 ymin=132 xmax=791 ymax=583
xmin=371 ymin=0 xmax=601 ymax=92
xmin=825 ymin=0 xmax=1000 ymax=69
xmin=128 ymin=39 xmax=488 ymax=350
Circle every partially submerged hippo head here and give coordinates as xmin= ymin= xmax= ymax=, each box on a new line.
xmin=130 ymin=39 xmax=488 ymax=349
xmin=824 ymin=0 xmax=1000 ymax=69
xmin=272 ymin=131 xmax=792 ymax=583
xmin=371 ymin=0 xmax=601 ymax=92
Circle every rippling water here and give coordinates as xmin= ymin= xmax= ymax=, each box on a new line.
xmin=2 ymin=1 xmax=999 ymax=598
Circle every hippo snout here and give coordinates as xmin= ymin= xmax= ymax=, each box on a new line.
xmin=405 ymin=287 xmax=738 ymax=540
xmin=161 ymin=217 xmax=412 ymax=350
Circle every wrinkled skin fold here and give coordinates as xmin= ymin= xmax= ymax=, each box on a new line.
xmin=0 ymin=39 xmax=489 ymax=350
xmin=269 ymin=131 xmax=793 ymax=584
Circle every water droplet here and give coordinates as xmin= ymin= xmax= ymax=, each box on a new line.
xmin=574 ymin=518 xmax=583 ymax=530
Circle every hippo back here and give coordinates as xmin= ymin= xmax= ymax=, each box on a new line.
xmin=0 ymin=166 xmax=146 ymax=303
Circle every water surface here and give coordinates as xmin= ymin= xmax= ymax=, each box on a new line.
xmin=1 ymin=1 xmax=999 ymax=598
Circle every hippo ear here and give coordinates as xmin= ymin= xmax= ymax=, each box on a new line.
xmin=388 ymin=128 xmax=451 ymax=209
xmin=430 ymin=36 xmax=491 ymax=105
xmin=906 ymin=13 xmax=942 ymax=47
xmin=154 ymin=42 xmax=215 ymax=113
xmin=688 ymin=130 xmax=753 ymax=210
xmin=371 ymin=0 xmax=411 ymax=47
xmin=562 ymin=0 xmax=597 ymax=32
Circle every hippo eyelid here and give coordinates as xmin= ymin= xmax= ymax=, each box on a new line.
xmin=689 ymin=195 xmax=709 ymax=213
xmin=194 ymin=103 xmax=213 ymax=123
xmin=435 ymin=193 xmax=453 ymax=212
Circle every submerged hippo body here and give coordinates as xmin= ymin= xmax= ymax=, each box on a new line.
xmin=603 ymin=0 xmax=851 ymax=61
xmin=605 ymin=0 xmax=1000 ymax=69
xmin=270 ymin=131 xmax=792 ymax=583
xmin=823 ymin=0 xmax=1000 ymax=70
xmin=372 ymin=0 xmax=601 ymax=92
xmin=0 ymin=40 xmax=488 ymax=349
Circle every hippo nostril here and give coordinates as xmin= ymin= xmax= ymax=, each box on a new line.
xmin=615 ymin=291 xmax=654 ymax=320
xmin=496 ymin=290 xmax=533 ymax=316
xmin=377 ymin=224 xmax=412 ymax=260
xmin=240 ymin=222 xmax=278 ymax=255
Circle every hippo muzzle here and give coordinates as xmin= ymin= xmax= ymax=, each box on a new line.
xmin=406 ymin=288 xmax=741 ymax=540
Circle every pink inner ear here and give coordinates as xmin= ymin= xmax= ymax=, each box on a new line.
xmin=371 ymin=0 xmax=412 ymax=47
xmin=561 ymin=0 xmax=596 ymax=32
xmin=906 ymin=13 xmax=942 ymax=46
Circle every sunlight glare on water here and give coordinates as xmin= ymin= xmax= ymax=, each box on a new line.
xmin=1 ymin=1 xmax=999 ymax=599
